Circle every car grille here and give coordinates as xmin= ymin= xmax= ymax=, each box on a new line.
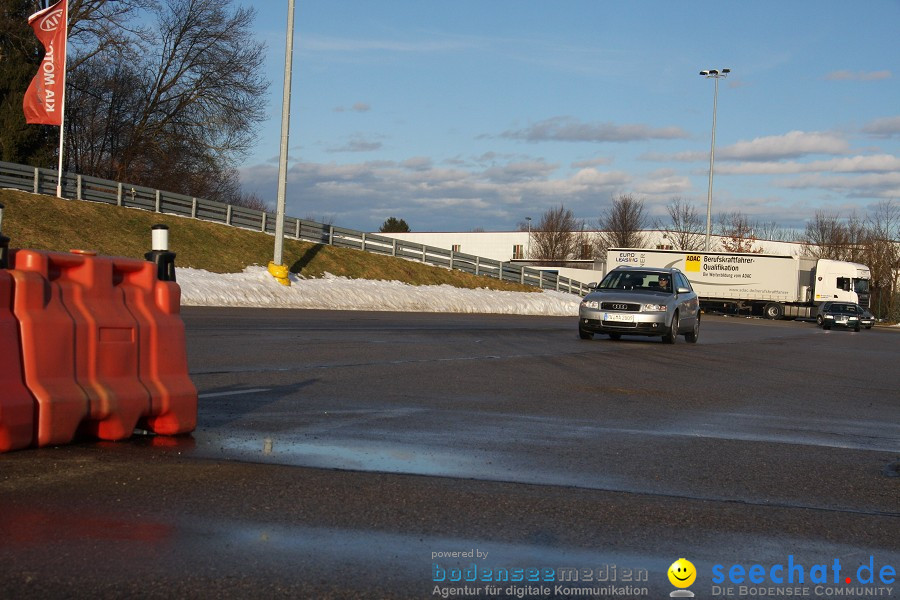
xmin=600 ymin=302 xmax=641 ymax=312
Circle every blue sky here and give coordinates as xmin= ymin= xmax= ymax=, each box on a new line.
xmin=238 ymin=0 xmax=900 ymax=233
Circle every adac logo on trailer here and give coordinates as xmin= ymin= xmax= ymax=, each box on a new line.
xmin=685 ymin=255 xmax=702 ymax=272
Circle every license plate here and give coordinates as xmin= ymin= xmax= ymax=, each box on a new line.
xmin=604 ymin=313 xmax=635 ymax=322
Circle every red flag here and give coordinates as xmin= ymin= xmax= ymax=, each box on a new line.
xmin=23 ymin=0 xmax=68 ymax=125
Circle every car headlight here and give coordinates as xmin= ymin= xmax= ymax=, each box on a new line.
xmin=824 ymin=315 xmax=834 ymax=319
xmin=641 ymin=303 xmax=666 ymax=312
xmin=582 ymin=300 xmax=599 ymax=309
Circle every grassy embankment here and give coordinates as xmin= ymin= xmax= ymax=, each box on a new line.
xmin=0 ymin=189 xmax=534 ymax=292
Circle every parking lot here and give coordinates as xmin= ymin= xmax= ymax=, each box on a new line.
xmin=1 ymin=309 xmax=898 ymax=598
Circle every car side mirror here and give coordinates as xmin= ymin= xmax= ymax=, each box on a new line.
xmin=587 ymin=282 xmax=598 ymax=290
xmin=677 ymin=287 xmax=691 ymax=294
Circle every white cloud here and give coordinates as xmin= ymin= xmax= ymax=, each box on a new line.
xmin=633 ymin=170 xmax=692 ymax=196
xmin=862 ymin=116 xmax=900 ymax=138
xmin=326 ymin=136 xmax=383 ymax=153
xmin=334 ymin=102 xmax=372 ymax=113
xmin=571 ymin=157 xmax=614 ymax=169
xmin=498 ymin=116 xmax=690 ymax=143
xmin=717 ymin=131 xmax=851 ymax=161
xmin=646 ymin=131 xmax=852 ymax=163
xmin=483 ymin=160 xmax=558 ymax=183
xmin=825 ymin=70 xmax=892 ymax=81
xmin=302 ymin=35 xmax=480 ymax=54
xmin=715 ymin=154 xmax=900 ymax=175
xmin=776 ymin=172 xmax=900 ymax=198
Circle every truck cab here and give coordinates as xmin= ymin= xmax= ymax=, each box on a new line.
xmin=812 ymin=259 xmax=871 ymax=308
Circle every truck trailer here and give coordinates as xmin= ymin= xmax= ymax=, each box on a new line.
xmin=606 ymin=248 xmax=871 ymax=319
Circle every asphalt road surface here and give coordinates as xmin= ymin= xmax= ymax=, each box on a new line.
xmin=1 ymin=308 xmax=898 ymax=599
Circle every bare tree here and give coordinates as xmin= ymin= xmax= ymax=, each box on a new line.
xmin=800 ymin=210 xmax=868 ymax=262
xmin=594 ymin=194 xmax=647 ymax=253
xmin=716 ymin=211 xmax=761 ymax=253
xmin=655 ymin=197 xmax=704 ymax=251
xmin=802 ymin=211 xmax=848 ymax=259
xmin=843 ymin=212 xmax=869 ymax=264
xmin=861 ymin=200 xmax=900 ymax=320
xmin=529 ymin=204 xmax=586 ymax=263
xmin=64 ymin=0 xmax=268 ymax=203
xmin=755 ymin=220 xmax=796 ymax=243
xmin=67 ymin=0 xmax=154 ymax=71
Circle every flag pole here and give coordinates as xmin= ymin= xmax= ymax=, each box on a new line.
xmin=55 ymin=0 xmax=68 ymax=198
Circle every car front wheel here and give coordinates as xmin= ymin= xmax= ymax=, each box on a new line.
xmin=579 ymin=326 xmax=593 ymax=340
xmin=662 ymin=312 xmax=679 ymax=344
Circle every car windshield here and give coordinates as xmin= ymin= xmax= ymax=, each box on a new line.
xmin=599 ymin=270 xmax=671 ymax=292
xmin=832 ymin=304 xmax=857 ymax=314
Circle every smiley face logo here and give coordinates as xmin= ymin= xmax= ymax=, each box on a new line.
xmin=668 ymin=558 xmax=696 ymax=588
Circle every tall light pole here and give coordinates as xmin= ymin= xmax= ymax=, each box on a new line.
xmin=699 ymin=68 xmax=730 ymax=252
xmin=268 ymin=0 xmax=296 ymax=286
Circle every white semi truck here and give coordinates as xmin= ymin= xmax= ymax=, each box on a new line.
xmin=606 ymin=248 xmax=871 ymax=319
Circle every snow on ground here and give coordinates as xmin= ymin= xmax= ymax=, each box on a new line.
xmin=178 ymin=266 xmax=581 ymax=316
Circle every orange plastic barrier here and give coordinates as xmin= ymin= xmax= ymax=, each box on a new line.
xmin=10 ymin=249 xmax=146 ymax=444
xmin=8 ymin=250 xmax=91 ymax=446
xmin=0 ymin=271 xmax=34 ymax=452
xmin=113 ymin=257 xmax=196 ymax=435
xmin=6 ymin=248 xmax=196 ymax=449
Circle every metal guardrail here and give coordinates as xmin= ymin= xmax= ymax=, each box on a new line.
xmin=0 ymin=160 xmax=592 ymax=296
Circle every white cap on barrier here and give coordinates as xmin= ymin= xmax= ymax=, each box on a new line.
xmin=151 ymin=224 xmax=169 ymax=251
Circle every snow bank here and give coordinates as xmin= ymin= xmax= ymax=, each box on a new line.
xmin=177 ymin=266 xmax=581 ymax=316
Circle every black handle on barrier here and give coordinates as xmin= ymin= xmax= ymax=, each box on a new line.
xmin=0 ymin=202 xmax=8 ymax=269
xmin=145 ymin=250 xmax=177 ymax=282
xmin=145 ymin=224 xmax=176 ymax=282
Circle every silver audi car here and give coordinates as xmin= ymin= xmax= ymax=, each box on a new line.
xmin=578 ymin=266 xmax=700 ymax=343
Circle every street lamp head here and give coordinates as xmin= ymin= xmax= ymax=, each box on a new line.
xmin=700 ymin=68 xmax=731 ymax=78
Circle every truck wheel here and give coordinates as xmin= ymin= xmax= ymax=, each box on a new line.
xmin=764 ymin=303 xmax=784 ymax=320
xmin=685 ymin=316 xmax=700 ymax=343
xmin=662 ymin=312 xmax=679 ymax=344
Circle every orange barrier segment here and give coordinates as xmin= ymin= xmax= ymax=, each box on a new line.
xmin=0 ymin=270 xmax=34 ymax=452
xmin=114 ymin=257 xmax=197 ymax=435
xmin=62 ymin=250 xmax=150 ymax=440
xmin=10 ymin=249 xmax=148 ymax=444
xmin=6 ymin=248 xmax=196 ymax=449
xmin=9 ymin=250 xmax=91 ymax=446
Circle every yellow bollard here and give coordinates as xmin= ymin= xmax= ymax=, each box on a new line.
xmin=267 ymin=262 xmax=291 ymax=286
